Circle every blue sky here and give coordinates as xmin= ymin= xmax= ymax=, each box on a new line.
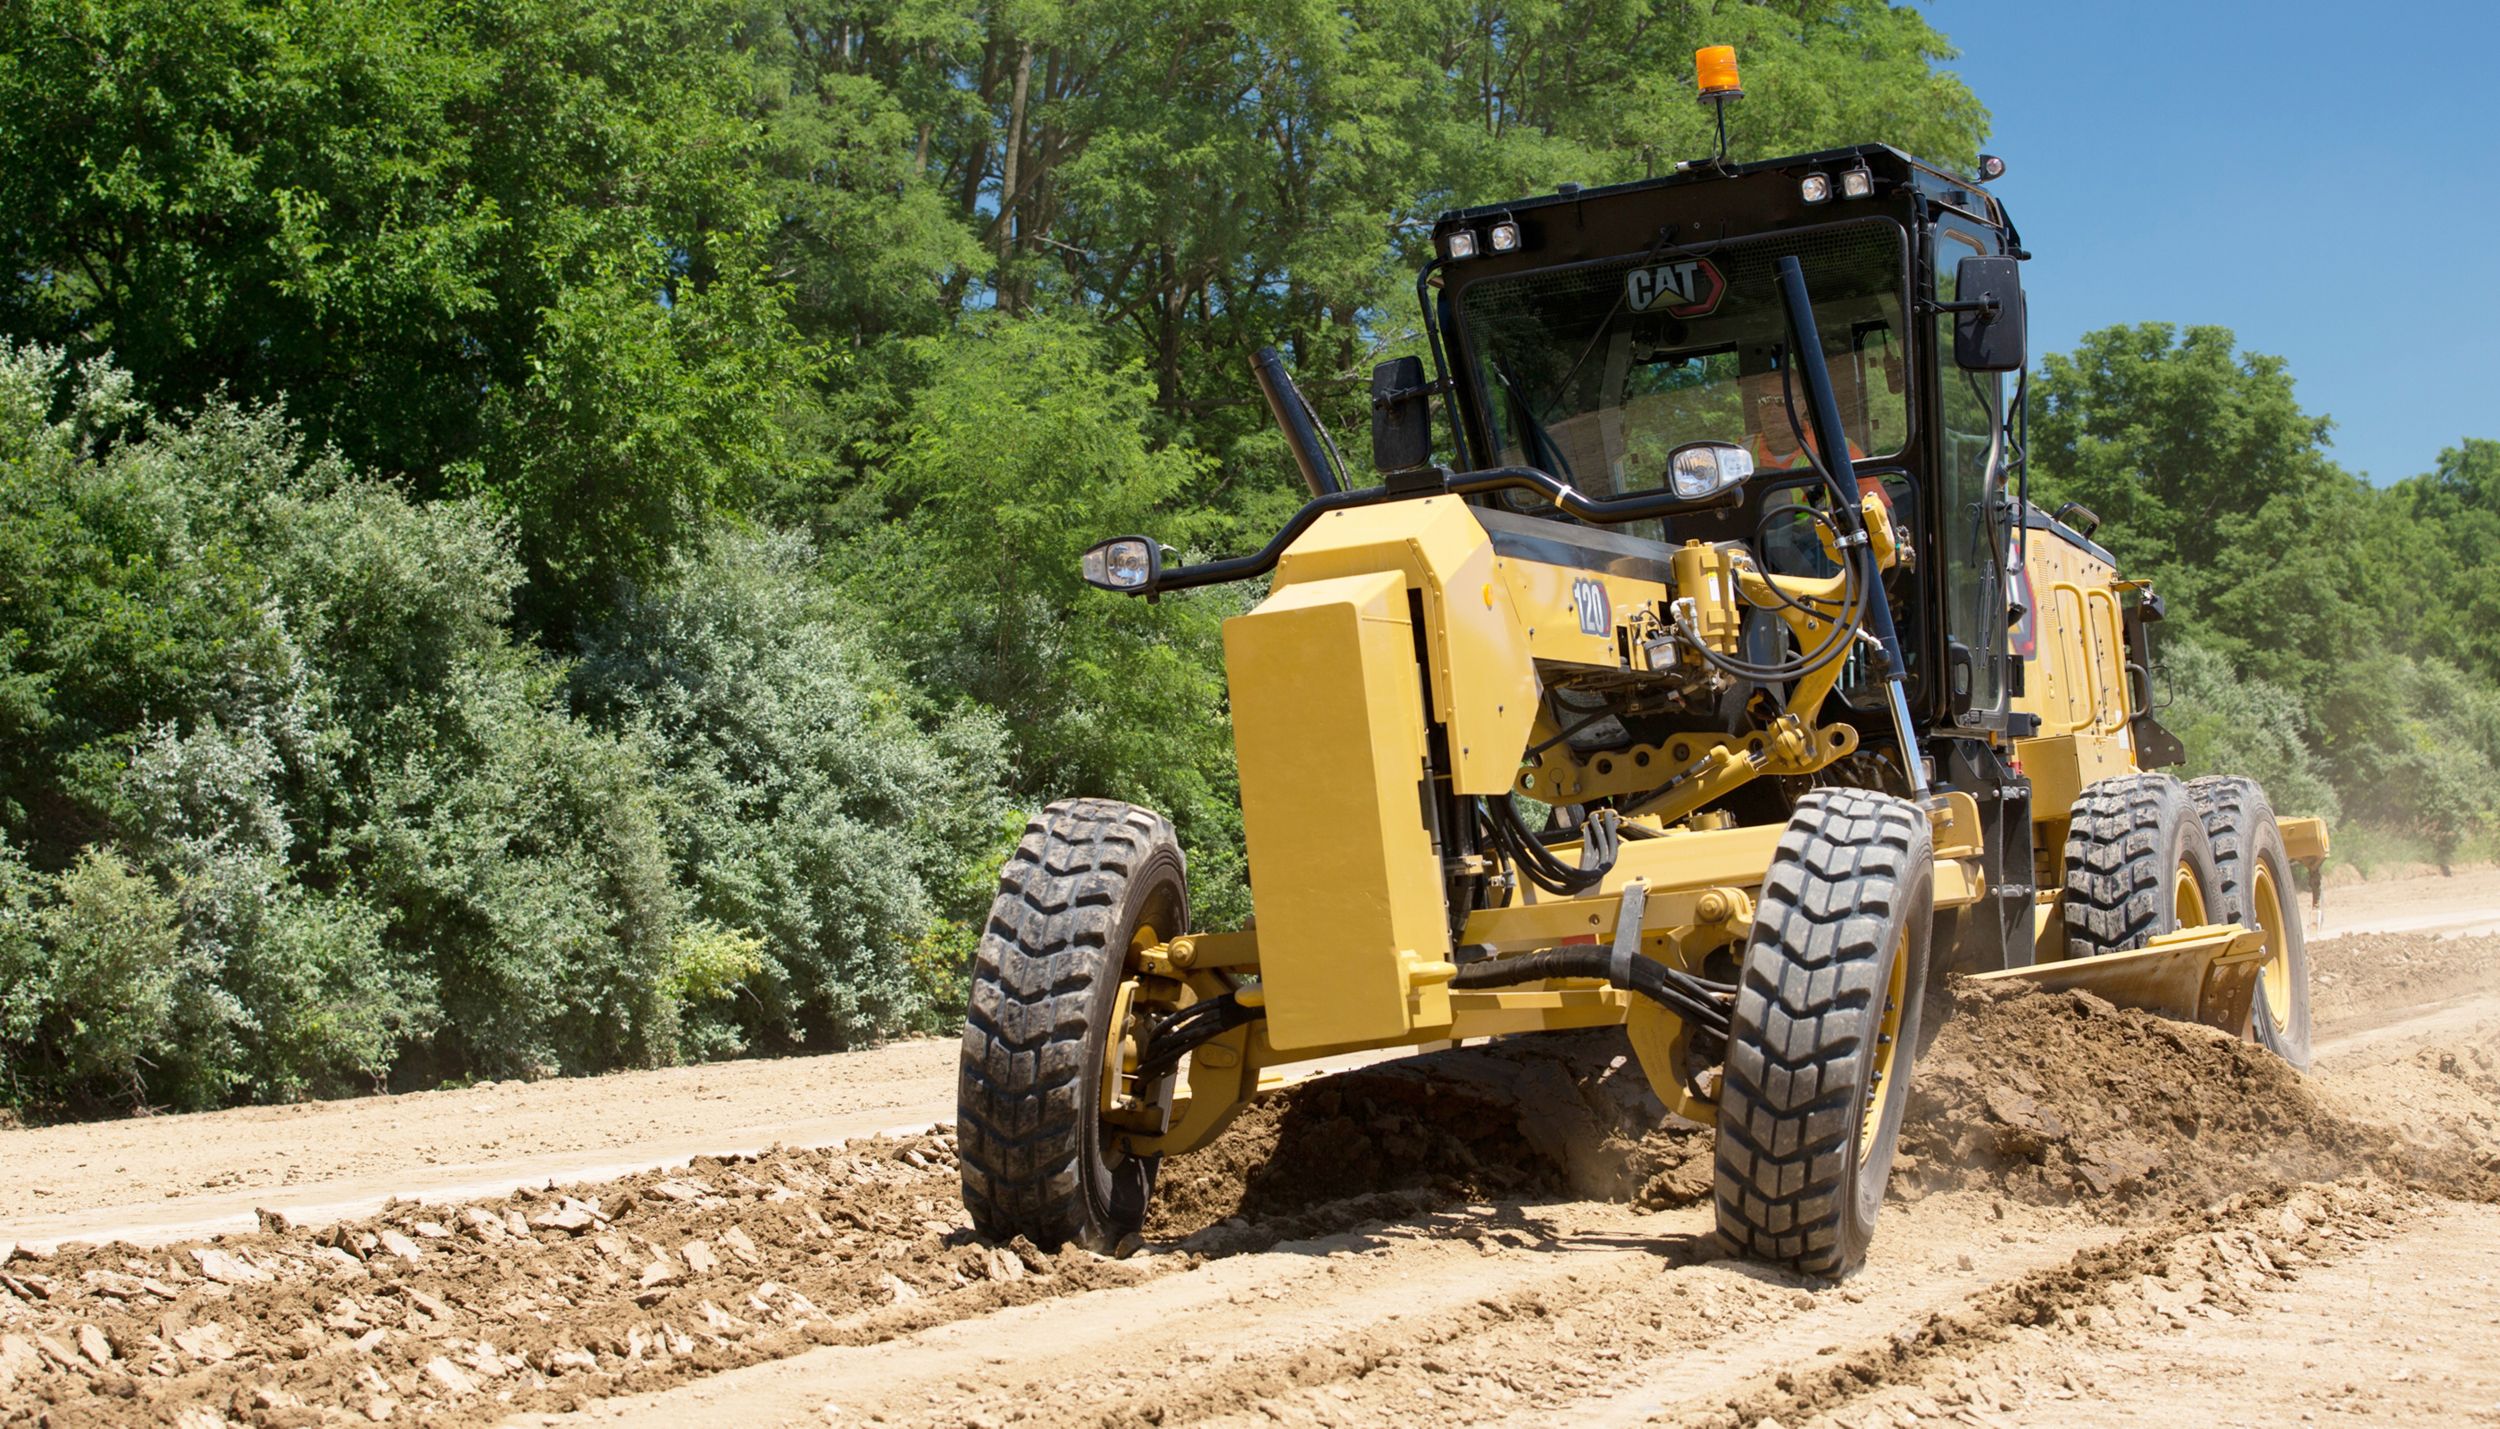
xmin=1926 ymin=1 xmax=2500 ymax=485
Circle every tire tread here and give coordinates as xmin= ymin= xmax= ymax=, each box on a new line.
xmin=957 ymin=799 xmax=1178 ymax=1249
xmin=1714 ymin=788 xmax=1931 ymax=1279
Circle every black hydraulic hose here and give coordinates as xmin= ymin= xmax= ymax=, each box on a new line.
xmin=1674 ymin=538 xmax=1866 ymax=684
xmin=1130 ymin=994 xmax=1264 ymax=1083
xmin=1251 ymin=346 xmax=1346 ymax=499
xmin=1482 ymin=795 xmax=1605 ymax=895
xmin=1451 ymin=949 xmax=1731 ymax=1042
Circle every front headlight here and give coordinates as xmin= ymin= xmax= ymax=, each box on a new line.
xmin=1080 ymin=536 xmax=1163 ymax=591
xmin=1667 ymin=441 xmax=1757 ymax=500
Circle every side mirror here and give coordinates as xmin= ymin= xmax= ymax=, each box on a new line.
xmin=1950 ymin=255 xmax=2027 ymax=372
xmin=1370 ymin=356 xmax=1434 ymax=473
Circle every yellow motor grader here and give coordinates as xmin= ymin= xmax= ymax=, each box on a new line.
xmin=956 ymin=51 xmax=2328 ymax=1277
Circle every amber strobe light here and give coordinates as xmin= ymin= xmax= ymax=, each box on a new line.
xmin=1695 ymin=45 xmax=1742 ymax=166
xmin=1695 ymin=45 xmax=1741 ymax=98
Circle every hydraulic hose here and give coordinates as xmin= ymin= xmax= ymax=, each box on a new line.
xmin=1481 ymin=795 xmax=1606 ymax=895
xmin=1129 ymin=993 xmax=1263 ymax=1082
xmin=1451 ymin=949 xmax=1732 ymax=1043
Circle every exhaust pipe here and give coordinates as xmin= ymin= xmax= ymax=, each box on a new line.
xmin=1250 ymin=346 xmax=1345 ymax=499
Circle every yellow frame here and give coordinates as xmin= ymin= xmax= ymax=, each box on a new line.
xmin=1122 ymin=493 xmax=2319 ymax=1163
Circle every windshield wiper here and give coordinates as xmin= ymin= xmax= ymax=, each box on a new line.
xmin=1495 ymin=362 xmax=1577 ymax=484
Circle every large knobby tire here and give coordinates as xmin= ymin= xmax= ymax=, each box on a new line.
xmin=958 ymin=799 xmax=1188 ymax=1254
xmin=2189 ymin=776 xmax=2313 ymax=1071
xmin=1715 ymin=788 xmax=1935 ymax=1279
xmin=2060 ymin=774 xmax=2220 ymax=961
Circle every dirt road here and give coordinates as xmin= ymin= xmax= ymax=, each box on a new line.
xmin=0 ymin=872 xmax=2493 ymax=1426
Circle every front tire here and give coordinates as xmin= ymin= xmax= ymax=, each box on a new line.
xmin=1715 ymin=788 xmax=1935 ymax=1279
xmin=2190 ymin=776 xmax=2312 ymax=1070
xmin=958 ymin=799 xmax=1188 ymax=1253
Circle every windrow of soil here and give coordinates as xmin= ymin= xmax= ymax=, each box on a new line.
xmin=1897 ymin=981 xmax=2500 ymax=1211
xmin=0 ymin=1133 xmax=1156 ymax=1427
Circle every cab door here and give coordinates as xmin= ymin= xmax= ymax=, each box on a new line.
xmin=1929 ymin=220 xmax=2009 ymax=726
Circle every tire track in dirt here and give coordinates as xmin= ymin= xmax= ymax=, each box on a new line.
xmin=1653 ymin=1179 xmax=2451 ymax=1429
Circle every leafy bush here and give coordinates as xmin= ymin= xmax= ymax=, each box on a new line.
xmin=574 ymin=528 xmax=1013 ymax=1050
xmin=2161 ymin=637 xmax=2341 ymax=822
xmin=0 ymin=847 xmax=193 ymax=1112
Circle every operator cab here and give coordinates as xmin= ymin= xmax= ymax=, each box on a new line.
xmin=1404 ymin=141 xmax=2026 ymax=748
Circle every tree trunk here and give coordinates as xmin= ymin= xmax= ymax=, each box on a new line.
xmin=998 ymin=38 xmax=1034 ymax=310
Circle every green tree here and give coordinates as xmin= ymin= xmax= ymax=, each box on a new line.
xmin=0 ymin=0 xmax=817 ymax=621
xmin=2380 ymin=439 xmax=2500 ymax=683
xmin=847 ymin=316 xmax=1252 ymax=917
xmin=2031 ymin=323 xmax=2385 ymax=699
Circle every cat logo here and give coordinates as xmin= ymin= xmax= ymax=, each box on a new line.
xmin=1624 ymin=257 xmax=1726 ymax=317
xmin=1571 ymin=578 xmax=1611 ymax=637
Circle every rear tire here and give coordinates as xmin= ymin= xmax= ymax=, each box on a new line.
xmin=958 ymin=799 xmax=1188 ymax=1254
xmin=2060 ymin=774 xmax=2219 ymax=960
xmin=2189 ymin=776 xmax=2312 ymax=1070
xmin=1715 ymin=788 xmax=1934 ymax=1279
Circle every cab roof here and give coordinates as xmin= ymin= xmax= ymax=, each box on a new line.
xmin=1433 ymin=143 xmax=2009 ymax=242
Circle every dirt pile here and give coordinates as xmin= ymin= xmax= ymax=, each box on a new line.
xmin=1899 ymin=982 xmax=2500 ymax=1212
xmin=1148 ymin=1032 xmax=1713 ymax=1250
xmin=0 ymin=1132 xmax=1164 ymax=1427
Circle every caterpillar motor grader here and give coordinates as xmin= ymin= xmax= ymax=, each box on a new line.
xmin=956 ymin=47 xmax=2329 ymax=1277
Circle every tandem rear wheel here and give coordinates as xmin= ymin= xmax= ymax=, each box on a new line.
xmin=1714 ymin=787 xmax=1936 ymax=1280
xmin=2190 ymin=776 xmax=2313 ymax=1070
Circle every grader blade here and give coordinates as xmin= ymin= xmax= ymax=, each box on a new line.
xmin=1970 ymin=923 xmax=2269 ymax=1036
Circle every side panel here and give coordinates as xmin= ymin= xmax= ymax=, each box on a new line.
xmin=1268 ymin=496 xmax=1538 ymax=794
xmin=2015 ymin=529 xmax=2135 ymax=748
xmin=1224 ymin=571 xmax=1453 ymax=1050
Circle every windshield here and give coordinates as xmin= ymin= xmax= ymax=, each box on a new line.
xmin=1454 ymin=219 xmax=1910 ymax=500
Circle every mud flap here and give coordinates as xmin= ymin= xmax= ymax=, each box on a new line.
xmin=1968 ymin=923 xmax=2268 ymax=1036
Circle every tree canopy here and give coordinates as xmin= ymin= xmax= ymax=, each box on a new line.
xmin=2 ymin=0 xmax=2491 ymax=1115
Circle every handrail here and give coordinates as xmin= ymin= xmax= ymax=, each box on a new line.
xmin=1134 ymin=465 xmax=1743 ymax=595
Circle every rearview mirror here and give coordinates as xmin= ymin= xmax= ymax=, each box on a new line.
xmin=1951 ymin=255 xmax=2026 ymax=372
xmin=1370 ymin=356 xmax=1434 ymax=473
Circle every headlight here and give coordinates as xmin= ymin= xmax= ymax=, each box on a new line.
xmin=1080 ymin=536 xmax=1162 ymax=591
xmin=1488 ymin=220 xmax=1521 ymax=253
xmin=1839 ymin=166 xmax=1874 ymax=199
xmin=1444 ymin=229 xmax=1478 ymax=260
xmin=1799 ymin=173 xmax=1832 ymax=204
xmin=1667 ymin=442 xmax=1757 ymax=500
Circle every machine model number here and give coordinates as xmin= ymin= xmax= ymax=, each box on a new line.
xmin=1571 ymin=578 xmax=1612 ymax=637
